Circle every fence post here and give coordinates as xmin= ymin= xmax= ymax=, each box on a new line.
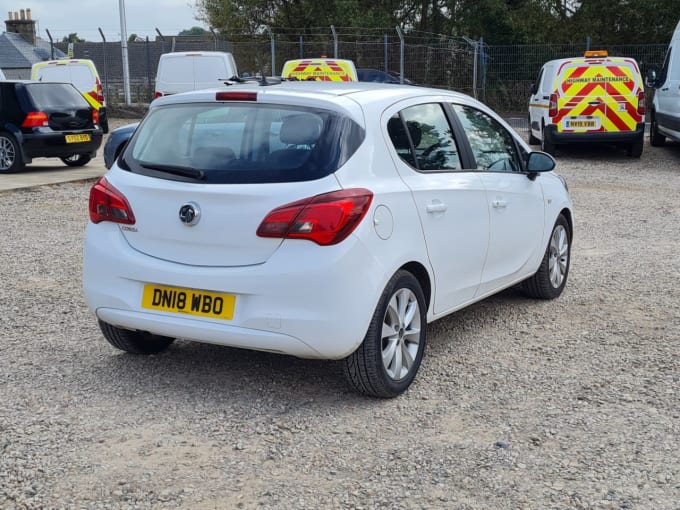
xmin=299 ymin=34 xmax=303 ymax=58
xmin=155 ymin=28 xmax=165 ymax=54
xmin=266 ymin=26 xmax=276 ymax=76
xmin=145 ymin=36 xmax=152 ymax=101
xmin=384 ymin=34 xmax=388 ymax=73
xmin=45 ymin=29 xmax=54 ymax=59
xmin=98 ymin=28 xmax=109 ymax=100
xmin=396 ymin=26 xmax=404 ymax=84
xmin=118 ymin=0 xmax=131 ymax=105
xmin=331 ymin=25 xmax=338 ymax=58
xmin=209 ymin=27 xmax=217 ymax=51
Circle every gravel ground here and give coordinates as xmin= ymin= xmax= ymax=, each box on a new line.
xmin=1 ymin=134 xmax=679 ymax=510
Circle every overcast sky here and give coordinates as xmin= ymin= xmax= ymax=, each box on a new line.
xmin=11 ymin=1 xmax=206 ymax=42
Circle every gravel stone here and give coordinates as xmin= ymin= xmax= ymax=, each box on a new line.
xmin=1 ymin=131 xmax=679 ymax=509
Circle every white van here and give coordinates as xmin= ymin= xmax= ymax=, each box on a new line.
xmin=154 ymin=51 xmax=238 ymax=98
xmin=647 ymin=20 xmax=680 ymax=145
xmin=529 ymin=50 xmax=645 ymax=157
xmin=31 ymin=59 xmax=109 ymax=132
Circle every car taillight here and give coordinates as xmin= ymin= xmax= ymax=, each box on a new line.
xmin=92 ymin=109 xmax=99 ymax=125
xmin=154 ymin=91 xmax=163 ymax=99
xmin=548 ymin=94 xmax=558 ymax=118
xmin=89 ymin=177 xmax=136 ymax=225
xmin=637 ymin=89 xmax=646 ymax=115
xmin=22 ymin=112 xmax=49 ymax=128
xmin=95 ymin=78 xmax=105 ymax=104
xmin=257 ymin=189 xmax=373 ymax=246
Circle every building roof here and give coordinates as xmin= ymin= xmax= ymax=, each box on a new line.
xmin=0 ymin=31 xmax=65 ymax=69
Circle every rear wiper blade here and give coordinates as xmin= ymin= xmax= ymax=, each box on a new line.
xmin=140 ymin=163 xmax=205 ymax=180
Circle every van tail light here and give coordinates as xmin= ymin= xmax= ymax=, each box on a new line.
xmin=257 ymin=189 xmax=373 ymax=246
xmin=548 ymin=94 xmax=558 ymax=118
xmin=22 ymin=112 xmax=49 ymax=128
xmin=95 ymin=77 xmax=105 ymax=104
xmin=637 ymin=89 xmax=646 ymax=115
xmin=92 ymin=109 xmax=99 ymax=125
xmin=89 ymin=177 xmax=136 ymax=225
xmin=154 ymin=91 xmax=163 ymax=99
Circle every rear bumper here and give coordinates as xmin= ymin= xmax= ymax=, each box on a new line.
xmin=547 ymin=123 xmax=644 ymax=144
xmin=21 ymin=130 xmax=103 ymax=159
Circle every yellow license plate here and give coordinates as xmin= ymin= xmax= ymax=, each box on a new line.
xmin=65 ymin=134 xmax=91 ymax=143
xmin=141 ymin=284 xmax=235 ymax=320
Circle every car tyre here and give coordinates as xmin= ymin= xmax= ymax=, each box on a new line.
xmin=540 ymin=123 xmax=555 ymax=155
xmin=61 ymin=154 xmax=92 ymax=167
xmin=626 ymin=135 xmax=644 ymax=158
xmin=0 ymin=132 xmax=25 ymax=173
xmin=98 ymin=320 xmax=175 ymax=354
xmin=649 ymin=112 xmax=665 ymax=147
xmin=521 ymin=214 xmax=571 ymax=300
xmin=342 ymin=270 xmax=426 ymax=398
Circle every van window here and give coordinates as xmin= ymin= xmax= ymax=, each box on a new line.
xmin=160 ymin=58 xmax=194 ymax=84
xmin=35 ymin=64 xmax=95 ymax=93
xmin=194 ymin=56 xmax=231 ymax=81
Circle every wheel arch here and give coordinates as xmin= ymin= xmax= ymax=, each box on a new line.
xmin=559 ymin=207 xmax=573 ymax=240
xmin=398 ymin=261 xmax=432 ymax=311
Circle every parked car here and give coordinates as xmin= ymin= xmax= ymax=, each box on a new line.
xmin=528 ymin=50 xmax=646 ymax=157
xmin=154 ymin=51 xmax=239 ymax=99
xmin=83 ymin=81 xmax=573 ymax=397
xmin=646 ymin=19 xmax=680 ymax=145
xmin=31 ymin=59 xmax=109 ymax=133
xmin=103 ymin=122 xmax=138 ymax=169
xmin=0 ymin=80 xmax=103 ymax=173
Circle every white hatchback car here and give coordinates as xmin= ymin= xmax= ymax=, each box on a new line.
xmin=83 ymin=81 xmax=573 ymax=397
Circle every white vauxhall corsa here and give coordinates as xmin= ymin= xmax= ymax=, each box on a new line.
xmin=83 ymin=81 xmax=573 ymax=397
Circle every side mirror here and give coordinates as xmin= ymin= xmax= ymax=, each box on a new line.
xmin=527 ymin=151 xmax=555 ymax=174
xmin=645 ymin=69 xmax=658 ymax=88
xmin=530 ymin=83 xmax=537 ymax=95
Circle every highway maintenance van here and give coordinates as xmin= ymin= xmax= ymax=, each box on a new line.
xmin=646 ymin=19 xmax=680 ymax=146
xmin=281 ymin=58 xmax=358 ymax=81
xmin=528 ymin=51 xmax=645 ymax=157
xmin=31 ymin=59 xmax=109 ymax=133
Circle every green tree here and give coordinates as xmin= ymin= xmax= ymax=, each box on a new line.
xmin=61 ymin=33 xmax=84 ymax=43
xmin=179 ymin=26 xmax=210 ymax=36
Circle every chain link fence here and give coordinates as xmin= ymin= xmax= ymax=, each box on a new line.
xmin=51 ymin=29 xmax=667 ymax=115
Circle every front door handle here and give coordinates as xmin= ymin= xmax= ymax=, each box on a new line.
xmin=426 ymin=201 xmax=448 ymax=213
xmin=492 ymin=199 xmax=507 ymax=208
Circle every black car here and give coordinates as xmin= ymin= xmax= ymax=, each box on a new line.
xmin=0 ymin=81 xmax=103 ymax=173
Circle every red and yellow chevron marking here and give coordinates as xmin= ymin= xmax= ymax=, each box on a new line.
xmin=553 ymin=61 xmax=642 ymax=133
xmin=281 ymin=59 xmax=356 ymax=81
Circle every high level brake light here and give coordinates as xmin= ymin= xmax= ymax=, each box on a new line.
xmin=89 ymin=177 xmax=136 ymax=225
xmin=215 ymin=91 xmax=257 ymax=101
xmin=257 ymin=189 xmax=373 ymax=246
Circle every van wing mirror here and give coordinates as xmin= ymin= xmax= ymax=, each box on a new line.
xmin=645 ymin=69 xmax=658 ymax=88
xmin=530 ymin=83 xmax=537 ymax=95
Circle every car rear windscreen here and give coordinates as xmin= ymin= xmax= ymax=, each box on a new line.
xmin=24 ymin=82 xmax=89 ymax=109
xmin=123 ymin=102 xmax=365 ymax=184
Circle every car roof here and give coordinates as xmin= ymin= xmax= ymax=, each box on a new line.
xmin=151 ymin=81 xmax=483 ymax=123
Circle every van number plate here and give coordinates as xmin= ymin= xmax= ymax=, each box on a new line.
xmin=563 ymin=117 xmax=599 ymax=130
xmin=141 ymin=284 xmax=235 ymax=320
xmin=65 ymin=134 xmax=91 ymax=143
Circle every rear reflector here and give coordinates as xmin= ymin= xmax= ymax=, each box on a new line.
xmin=257 ymin=189 xmax=373 ymax=246
xmin=89 ymin=177 xmax=136 ymax=225
xmin=216 ymin=91 xmax=257 ymax=101
xmin=22 ymin=112 xmax=49 ymax=128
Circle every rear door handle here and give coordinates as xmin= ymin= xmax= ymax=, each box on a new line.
xmin=492 ymin=199 xmax=507 ymax=208
xmin=426 ymin=201 xmax=448 ymax=213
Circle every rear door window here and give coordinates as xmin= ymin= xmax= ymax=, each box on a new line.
xmin=125 ymin=103 xmax=364 ymax=184
xmin=24 ymin=83 xmax=89 ymax=109
xmin=160 ymin=58 xmax=194 ymax=84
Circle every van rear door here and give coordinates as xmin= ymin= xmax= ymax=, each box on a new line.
xmin=555 ymin=58 xmax=643 ymax=134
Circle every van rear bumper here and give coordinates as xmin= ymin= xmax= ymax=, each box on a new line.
xmin=547 ymin=123 xmax=644 ymax=144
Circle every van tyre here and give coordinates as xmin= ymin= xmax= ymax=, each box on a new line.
xmin=521 ymin=215 xmax=570 ymax=300
xmin=98 ymin=320 xmax=175 ymax=354
xmin=343 ymin=270 xmax=426 ymax=398
xmin=650 ymin=112 xmax=665 ymax=146
xmin=541 ymin=124 xmax=555 ymax=155
xmin=61 ymin=154 xmax=92 ymax=167
xmin=627 ymin=135 xmax=644 ymax=158
xmin=0 ymin=132 xmax=25 ymax=173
